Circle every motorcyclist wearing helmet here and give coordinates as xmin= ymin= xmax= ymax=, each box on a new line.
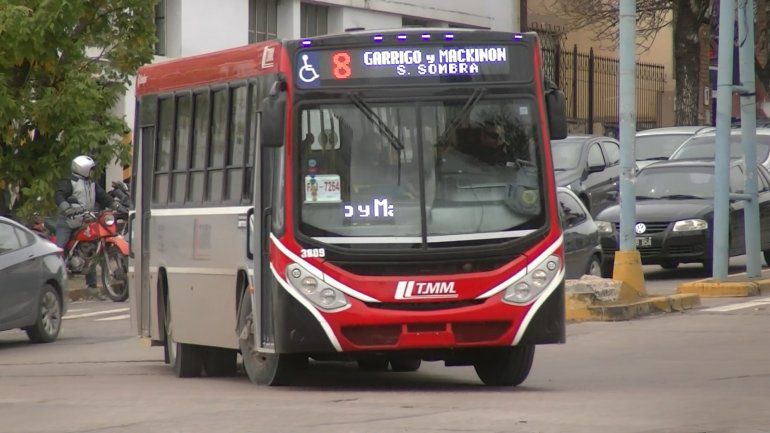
xmin=53 ymin=155 xmax=117 ymax=299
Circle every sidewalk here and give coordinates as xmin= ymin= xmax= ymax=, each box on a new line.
xmin=67 ymin=274 xmax=108 ymax=301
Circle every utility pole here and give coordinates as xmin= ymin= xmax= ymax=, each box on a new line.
xmin=713 ymin=0 xmax=736 ymax=280
xmin=612 ymin=0 xmax=645 ymax=294
xmin=738 ymin=0 xmax=762 ymax=278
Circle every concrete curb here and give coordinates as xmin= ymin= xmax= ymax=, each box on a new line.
xmin=677 ymin=269 xmax=770 ymax=298
xmin=566 ymin=276 xmax=701 ymax=322
xmin=66 ymin=275 xmax=105 ymax=301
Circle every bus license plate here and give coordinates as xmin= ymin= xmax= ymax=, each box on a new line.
xmin=636 ymin=236 xmax=652 ymax=247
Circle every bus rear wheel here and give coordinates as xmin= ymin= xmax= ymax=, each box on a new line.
xmin=473 ymin=345 xmax=535 ymax=386
xmin=165 ymin=297 xmax=203 ymax=377
xmin=237 ymin=291 xmax=299 ymax=386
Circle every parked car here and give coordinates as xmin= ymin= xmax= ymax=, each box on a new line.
xmin=635 ymin=126 xmax=713 ymax=170
xmin=668 ymin=128 xmax=770 ymax=170
xmin=551 ymin=135 xmax=620 ymax=216
xmin=0 ymin=217 xmax=67 ymax=343
xmin=594 ymin=160 xmax=770 ymax=275
xmin=558 ymin=187 xmax=603 ymax=279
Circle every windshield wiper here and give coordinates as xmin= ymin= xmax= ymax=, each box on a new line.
xmin=640 ymin=156 xmax=669 ymax=161
xmin=635 ymin=195 xmax=659 ymax=200
xmin=659 ymin=194 xmax=703 ymax=200
xmin=437 ymin=87 xmax=488 ymax=145
xmin=348 ymin=92 xmax=404 ymax=151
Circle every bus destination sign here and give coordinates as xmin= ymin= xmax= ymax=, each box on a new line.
xmin=295 ymin=45 xmax=527 ymax=89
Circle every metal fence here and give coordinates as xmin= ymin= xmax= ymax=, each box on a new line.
xmin=542 ymin=44 xmax=665 ymax=136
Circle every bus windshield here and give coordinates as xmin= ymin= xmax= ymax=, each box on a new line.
xmin=298 ymin=96 xmax=544 ymax=245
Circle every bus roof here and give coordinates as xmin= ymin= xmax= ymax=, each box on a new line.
xmin=136 ymin=40 xmax=283 ymax=96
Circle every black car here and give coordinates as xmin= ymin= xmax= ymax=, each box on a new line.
xmin=595 ymin=160 xmax=770 ymax=274
xmin=552 ymin=135 xmax=621 ymax=216
xmin=0 ymin=217 xmax=68 ymax=343
xmin=558 ymin=187 xmax=603 ymax=279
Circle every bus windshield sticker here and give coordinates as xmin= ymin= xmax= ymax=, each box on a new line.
xmin=295 ymin=44 xmax=530 ymax=89
xmin=305 ymin=174 xmax=341 ymax=203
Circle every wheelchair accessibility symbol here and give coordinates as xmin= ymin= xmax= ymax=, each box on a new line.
xmin=298 ymin=54 xmax=320 ymax=84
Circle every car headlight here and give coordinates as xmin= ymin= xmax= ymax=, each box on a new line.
xmin=673 ymin=219 xmax=707 ymax=232
xmin=103 ymin=214 xmax=115 ymax=226
xmin=503 ymin=255 xmax=561 ymax=304
xmin=286 ymin=264 xmax=348 ymax=311
xmin=595 ymin=220 xmax=614 ymax=234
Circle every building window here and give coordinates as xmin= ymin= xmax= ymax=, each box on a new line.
xmin=154 ymin=0 xmax=166 ymax=56
xmin=249 ymin=0 xmax=278 ymax=43
xmin=301 ymin=3 xmax=329 ymax=38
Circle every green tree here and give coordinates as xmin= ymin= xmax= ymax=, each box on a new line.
xmin=0 ymin=0 xmax=156 ymax=218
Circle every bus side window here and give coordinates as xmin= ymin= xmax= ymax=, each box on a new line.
xmin=153 ymin=97 xmax=173 ymax=205
xmin=188 ymin=91 xmax=210 ymax=204
xmin=207 ymin=89 xmax=228 ymax=202
xmin=226 ymin=85 xmax=248 ymax=203
xmin=171 ymin=94 xmax=192 ymax=204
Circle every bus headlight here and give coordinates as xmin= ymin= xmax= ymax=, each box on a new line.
xmin=503 ymin=255 xmax=561 ymax=305
xmin=286 ymin=264 xmax=348 ymax=311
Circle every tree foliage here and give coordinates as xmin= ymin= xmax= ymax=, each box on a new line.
xmin=544 ymin=0 xmax=715 ymax=125
xmin=0 ymin=0 xmax=156 ymax=218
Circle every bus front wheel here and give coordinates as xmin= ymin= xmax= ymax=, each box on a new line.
xmin=237 ymin=291 xmax=299 ymax=386
xmin=473 ymin=345 xmax=535 ymax=386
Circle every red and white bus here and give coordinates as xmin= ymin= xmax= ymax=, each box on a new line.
xmin=129 ymin=28 xmax=568 ymax=386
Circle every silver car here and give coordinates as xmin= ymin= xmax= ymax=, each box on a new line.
xmin=635 ymin=126 xmax=714 ymax=170
xmin=557 ymin=187 xmax=603 ymax=278
xmin=669 ymin=128 xmax=770 ymax=170
xmin=0 ymin=217 xmax=68 ymax=343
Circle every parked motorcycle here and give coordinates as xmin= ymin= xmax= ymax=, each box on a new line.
xmin=108 ymin=181 xmax=131 ymax=237
xmin=64 ymin=206 xmax=129 ymax=302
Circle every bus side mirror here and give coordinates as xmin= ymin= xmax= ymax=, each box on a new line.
xmin=546 ymin=88 xmax=568 ymax=140
xmin=259 ymin=80 xmax=287 ymax=148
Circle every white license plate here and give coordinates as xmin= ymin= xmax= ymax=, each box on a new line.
xmin=636 ymin=236 xmax=652 ymax=247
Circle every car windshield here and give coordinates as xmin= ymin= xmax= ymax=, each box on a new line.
xmin=670 ymin=134 xmax=770 ymax=161
xmin=298 ymin=97 xmax=544 ymax=245
xmin=551 ymin=140 xmax=584 ymax=170
xmin=635 ymin=134 xmax=692 ymax=161
xmin=636 ymin=166 xmax=714 ymax=199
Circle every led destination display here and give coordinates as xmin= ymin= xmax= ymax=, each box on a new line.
xmin=295 ymin=44 xmax=531 ymax=89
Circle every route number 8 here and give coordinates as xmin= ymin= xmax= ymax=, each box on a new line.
xmin=332 ymin=51 xmax=352 ymax=79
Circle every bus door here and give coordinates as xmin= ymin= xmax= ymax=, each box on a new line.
xmin=130 ymin=96 xmax=157 ymax=338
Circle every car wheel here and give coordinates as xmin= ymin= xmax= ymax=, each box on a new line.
xmin=600 ymin=259 xmax=613 ymax=278
xmin=25 ymin=284 xmax=62 ymax=343
xmin=660 ymin=260 xmax=679 ymax=270
xmin=586 ymin=255 xmax=602 ymax=277
xmin=764 ymin=250 xmax=770 ymax=266
xmin=474 ymin=345 xmax=535 ymax=386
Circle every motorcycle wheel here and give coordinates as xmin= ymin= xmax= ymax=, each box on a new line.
xmin=101 ymin=244 xmax=128 ymax=302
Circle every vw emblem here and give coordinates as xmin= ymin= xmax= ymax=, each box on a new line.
xmin=635 ymin=223 xmax=647 ymax=234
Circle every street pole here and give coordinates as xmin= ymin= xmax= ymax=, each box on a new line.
xmin=738 ymin=0 xmax=762 ymax=278
xmin=612 ymin=0 xmax=645 ymax=295
xmin=713 ymin=0 xmax=736 ymax=280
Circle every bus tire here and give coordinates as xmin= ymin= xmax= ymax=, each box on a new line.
xmin=389 ymin=359 xmax=421 ymax=372
xmin=237 ymin=291 xmax=298 ymax=386
xmin=165 ymin=295 xmax=203 ymax=378
xmin=473 ymin=345 xmax=535 ymax=386
xmin=203 ymin=347 xmax=237 ymax=377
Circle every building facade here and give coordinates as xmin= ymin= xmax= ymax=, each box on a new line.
xmin=109 ymin=0 xmax=522 ymax=184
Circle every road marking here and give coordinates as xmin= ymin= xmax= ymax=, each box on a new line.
xmin=66 ymin=308 xmax=88 ymax=313
xmin=63 ymin=308 xmax=130 ymax=320
xmin=702 ymin=298 xmax=770 ymax=313
xmin=94 ymin=314 xmax=130 ymax=322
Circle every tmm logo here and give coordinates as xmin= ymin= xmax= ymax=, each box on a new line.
xmin=395 ymin=281 xmax=458 ymax=299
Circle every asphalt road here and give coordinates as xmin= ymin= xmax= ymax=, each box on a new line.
xmin=2 ymin=264 xmax=770 ymax=433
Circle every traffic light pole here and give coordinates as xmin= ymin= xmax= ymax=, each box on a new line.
xmin=713 ymin=0 xmax=736 ymax=281
xmin=738 ymin=0 xmax=762 ymax=278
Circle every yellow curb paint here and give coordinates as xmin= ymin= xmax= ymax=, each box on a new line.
xmin=677 ymin=281 xmax=759 ymax=297
xmin=612 ymin=250 xmax=647 ymax=297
